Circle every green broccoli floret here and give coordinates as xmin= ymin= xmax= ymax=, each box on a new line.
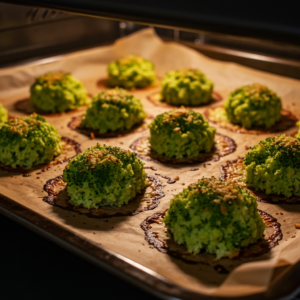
xmin=149 ymin=108 xmax=216 ymax=158
xmin=0 ymin=113 xmax=62 ymax=167
xmin=244 ymin=134 xmax=300 ymax=197
xmin=161 ymin=69 xmax=213 ymax=106
xmin=224 ymin=83 xmax=282 ymax=128
xmin=164 ymin=178 xmax=266 ymax=259
xmin=63 ymin=144 xmax=148 ymax=208
xmin=30 ymin=72 xmax=89 ymax=113
xmin=107 ymin=55 xmax=156 ymax=89
xmin=80 ymin=88 xmax=146 ymax=133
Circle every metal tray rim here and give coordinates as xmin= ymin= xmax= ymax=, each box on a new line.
xmin=1 ymin=192 xmax=300 ymax=300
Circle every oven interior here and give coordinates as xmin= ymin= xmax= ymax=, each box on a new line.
xmin=1 ymin=2 xmax=300 ymax=80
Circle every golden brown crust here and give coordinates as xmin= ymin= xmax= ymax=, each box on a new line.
xmin=129 ymin=133 xmax=237 ymax=164
xmin=204 ymin=106 xmax=297 ymax=135
xmin=96 ymin=78 xmax=160 ymax=91
xmin=0 ymin=137 xmax=81 ymax=175
xmin=220 ymin=158 xmax=300 ymax=204
xmin=43 ymin=174 xmax=164 ymax=218
xmin=147 ymin=91 xmax=222 ymax=108
xmin=68 ymin=115 xmax=149 ymax=138
xmin=141 ymin=209 xmax=282 ymax=269
xmin=14 ymin=98 xmax=89 ymax=117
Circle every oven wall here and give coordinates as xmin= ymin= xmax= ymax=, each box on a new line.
xmin=0 ymin=3 xmax=120 ymax=66
xmin=1 ymin=3 xmax=300 ymax=79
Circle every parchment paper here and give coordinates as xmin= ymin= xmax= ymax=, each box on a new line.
xmin=1 ymin=28 xmax=300 ymax=297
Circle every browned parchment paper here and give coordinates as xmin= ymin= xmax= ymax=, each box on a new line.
xmin=1 ymin=28 xmax=300 ymax=297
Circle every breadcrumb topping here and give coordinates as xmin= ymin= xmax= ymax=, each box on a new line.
xmin=85 ymin=145 xmax=133 ymax=166
xmin=175 ymin=68 xmax=205 ymax=79
xmin=242 ymin=83 xmax=276 ymax=100
xmin=38 ymin=71 xmax=68 ymax=86
xmin=5 ymin=113 xmax=43 ymax=136
xmin=95 ymin=88 xmax=131 ymax=103
xmin=117 ymin=55 xmax=144 ymax=66
xmin=188 ymin=178 xmax=241 ymax=209
xmin=162 ymin=109 xmax=201 ymax=127
xmin=270 ymin=134 xmax=300 ymax=148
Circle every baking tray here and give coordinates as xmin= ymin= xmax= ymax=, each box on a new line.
xmin=1 ymin=193 xmax=300 ymax=300
xmin=1 ymin=28 xmax=300 ymax=300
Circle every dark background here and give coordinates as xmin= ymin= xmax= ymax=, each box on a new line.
xmin=2 ymin=0 xmax=300 ymax=45
xmin=0 ymin=214 xmax=159 ymax=300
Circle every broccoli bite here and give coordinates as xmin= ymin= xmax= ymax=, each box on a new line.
xmin=164 ymin=178 xmax=265 ymax=259
xmin=30 ymin=72 xmax=89 ymax=113
xmin=107 ymin=55 xmax=156 ymax=89
xmin=224 ymin=83 xmax=282 ymax=128
xmin=63 ymin=145 xmax=148 ymax=208
xmin=0 ymin=104 xmax=8 ymax=126
xmin=244 ymin=134 xmax=300 ymax=197
xmin=161 ymin=69 xmax=213 ymax=106
xmin=80 ymin=88 xmax=146 ymax=134
xmin=0 ymin=113 xmax=62 ymax=168
xmin=149 ymin=109 xmax=216 ymax=158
